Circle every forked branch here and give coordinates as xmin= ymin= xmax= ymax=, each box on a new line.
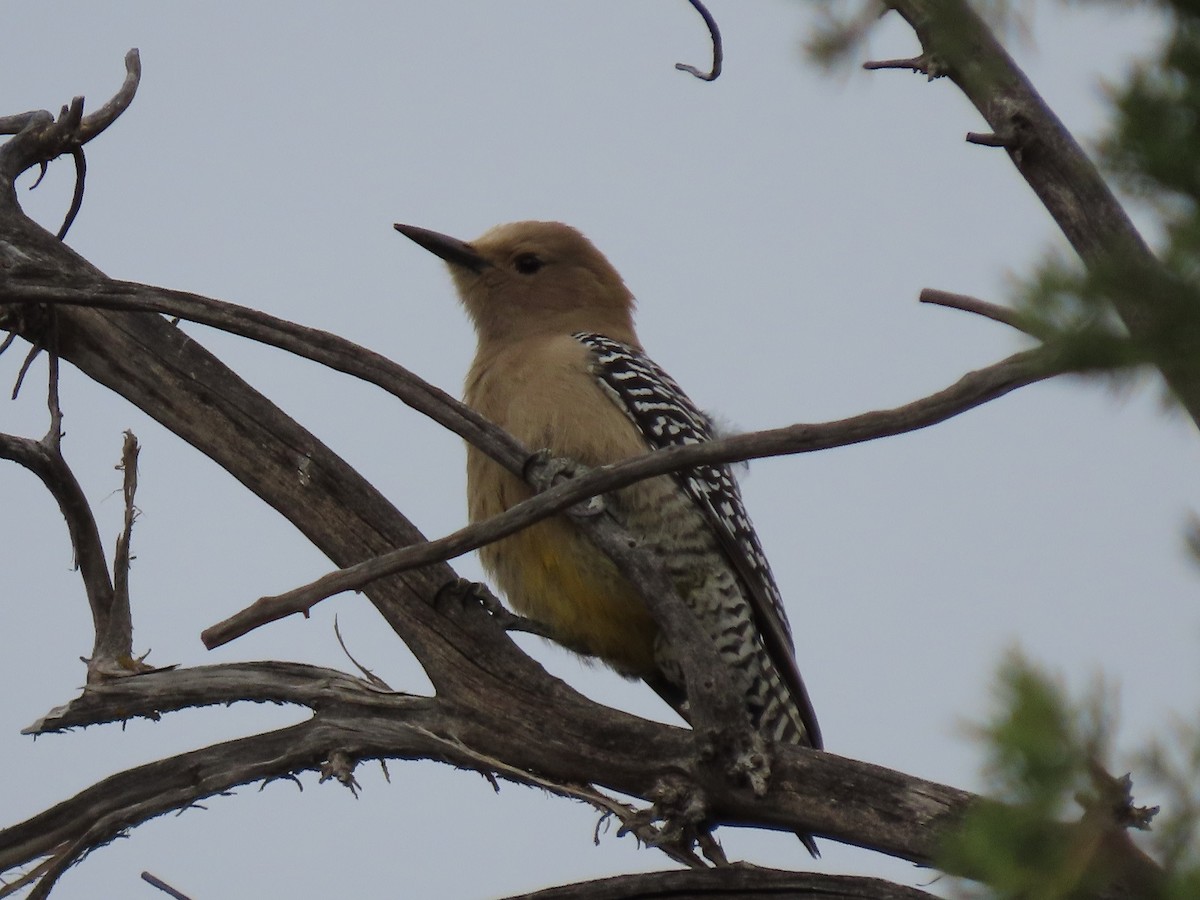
xmin=873 ymin=0 xmax=1200 ymax=429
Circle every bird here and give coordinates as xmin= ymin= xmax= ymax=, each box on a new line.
xmin=394 ymin=220 xmax=821 ymax=844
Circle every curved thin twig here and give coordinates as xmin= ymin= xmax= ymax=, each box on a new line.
xmin=874 ymin=1 xmax=1200 ymax=432
xmin=0 ymin=49 xmax=139 ymax=188
xmin=55 ymin=146 xmax=86 ymax=239
xmin=509 ymin=867 xmax=941 ymax=900
xmin=0 ymin=277 xmax=528 ymax=474
xmin=201 ymin=346 xmax=1059 ymax=648
xmin=76 ymin=49 xmax=141 ymax=143
xmin=10 ymin=341 xmax=40 ymax=400
xmin=675 ymin=0 xmax=722 ymax=81
xmin=919 ymin=288 xmax=1036 ymax=336
xmin=0 ymin=435 xmax=118 ymax=667
xmin=140 ymin=873 xmax=193 ymax=900
xmin=862 ymin=55 xmax=931 ymax=75
xmin=0 ymin=277 xmax=1062 ymax=651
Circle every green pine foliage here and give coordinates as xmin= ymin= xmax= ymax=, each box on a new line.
xmin=940 ymin=652 xmax=1114 ymax=898
xmin=940 ymin=652 xmax=1199 ymax=898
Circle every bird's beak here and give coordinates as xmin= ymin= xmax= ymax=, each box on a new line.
xmin=393 ymin=223 xmax=491 ymax=273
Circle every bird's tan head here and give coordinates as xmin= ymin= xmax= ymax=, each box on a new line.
xmin=394 ymin=220 xmax=637 ymax=346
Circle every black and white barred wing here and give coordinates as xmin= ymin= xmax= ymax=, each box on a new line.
xmin=573 ymin=331 xmax=821 ymax=749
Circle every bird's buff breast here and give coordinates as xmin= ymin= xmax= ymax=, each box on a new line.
xmin=477 ymin=493 xmax=660 ymax=678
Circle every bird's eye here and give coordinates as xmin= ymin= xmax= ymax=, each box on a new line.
xmin=513 ymin=253 xmax=544 ymax=275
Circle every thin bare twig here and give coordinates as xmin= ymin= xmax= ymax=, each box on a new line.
xmin=56 ymin=146 xmax=86 ymax=239
xmin=862 ymin=55 xmax=929 ymax=74
xmin=332 ymin=616 xmax=392 ymax=690
xmin=675 ymin=0 xmax=722 ymax=81
xmin=141 ymin=872 xmax=193 ymax=900
xmin=10 ymin=342 xmax=40 ymax=400
xmin=0 ymin=277 xmax=528 ymax=475
xmin=877 ymin=0 xmax=1200 ymax=433
xmin=919 ymin=288 xmax=1035 ymax=335
xmin=201 ymin=346 xmax=1058 ymax=649
xmin=0 ymin=50 xmax=139 ymax=197
xmin=43 ymin=346 xmax=62 ymax=449
xmin=100 ymin=430 xmax=141 ymax=672
xmin=965 ymin=131 xmax=1013 ymax=148
xmin=422 ymin=728 xmax=706 ymax=868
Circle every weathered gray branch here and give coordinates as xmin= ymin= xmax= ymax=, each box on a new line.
xmin=4 ymin=655 xmax=1159 ymax=900
xmin=5 ymin=658 xmax=972 ymax=880
xmin=0 ymin=378 xmax=135 ymax=678
xmin=0 ymin=279 xmax=1062 ymax=648
xmin=510 ymin=866 xmax=938 ymax=900
xmin=875 ymin=0 xmax=1200 ymax=429
xmin=205 ymin=346 xmax=1057 ymax=644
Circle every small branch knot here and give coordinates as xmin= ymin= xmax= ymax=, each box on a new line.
xmin=319 ymin=750 xmax=361 ymax=795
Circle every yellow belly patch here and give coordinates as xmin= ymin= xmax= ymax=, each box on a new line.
xmin=484 ymin=518 xmax=659 ymax=678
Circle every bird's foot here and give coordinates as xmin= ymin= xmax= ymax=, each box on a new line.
xmin=524 ymin=450 xmax=606 ymax=517
xmin=634 ymin=775 xmax=727 ymax=867
xmin=434 ymin=578 xmax=556 ymax=638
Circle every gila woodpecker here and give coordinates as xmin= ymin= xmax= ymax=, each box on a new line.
xmin=394 ymin=219 xmax=822 ymax=805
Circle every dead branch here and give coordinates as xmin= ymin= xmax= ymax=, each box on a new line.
xmin=0 ymin=50 xmax=139 ymax=175
xmin=108 ymin=431 xmax=139 ymax=663
xmin=0 ymin=353 xmax=133 ymax=677
xmin=4 ymin=655 xmax=1157 ymax=900
xmin=0 ymin=110 xmax=757 ymax=864
xmin=508 ymin=865 xmax=939 ymax=900
xmin=675 ymin=0 xmax=723 ymax=81
xmin=202 ymin=345 xmax=1059 ymax=647
xmin=0 ymin=276 xmax=1063 ymax=753
xmin=874 ymin=0 xmax=1200 ymax=429
xmin=0 ymin=276 xmax=527 ymax=475
xmin=0 ymin=431 xmax=119 ymax=665
xmin=4 ymin=658 xmax=972 ymax=876
xmin=918 ymin=288 xmax=1035 ymax=336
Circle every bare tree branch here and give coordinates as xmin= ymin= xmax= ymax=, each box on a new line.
xmin=0 ymin=276 xmax=528 ymax=475
xmin=0 ymin=356 xmax=135 ymax=679
xmin=202 ymin=345 xmax=1060 ymax=648
xmin=4 ymin=654 xmax=1159 ymax=900
xmin=0 ymin=50 xmax=139 ymax=182
xmin=107 ymin=431 xmax=139 ymax=664
xmin=675 ymin=0 xmax=723 ymax=81
xmin=140 ymin=872 xmax=193 ymax=900
xmin=0 ymin=143 xmax=757 ymax=867
xmin=918 ymin=288 xmax=1036 ymax=336
xmin=509 ymin=866 xmax=940 ymax=900
xmin=874 ymin=0 xmax=1200 ymax=429
xmin=5 ymin=658 xmax=974 ymax=876
xmin=55 ymin=145 xmax=86 ymax=240
xmin=0 ymin=273 xmax=1066 ymax=779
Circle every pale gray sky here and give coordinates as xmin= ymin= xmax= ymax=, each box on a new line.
xmin=2 ymin=3 xmax=1195 ymax=898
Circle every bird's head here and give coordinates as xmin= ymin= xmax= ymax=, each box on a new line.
xmin=394 ymin=220 xmax=637 ymax=345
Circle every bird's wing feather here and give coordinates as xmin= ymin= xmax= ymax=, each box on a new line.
xmin=573 ymin=332 xmax=821 ymax=749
